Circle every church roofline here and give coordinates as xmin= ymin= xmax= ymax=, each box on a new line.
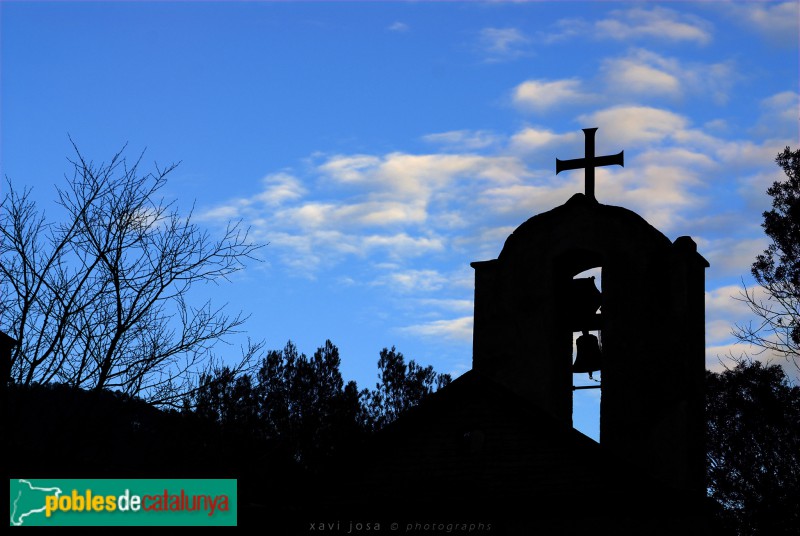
xmin=496 ymin=193 xmax=677 ymax=262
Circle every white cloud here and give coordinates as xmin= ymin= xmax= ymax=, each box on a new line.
xmin=604 ymin=148 xmax=714 ymax=228
xmin=752 ymin=91 xmax=800 ymax=138
xmin=318 ymin=154 xmax=381 ymax=184
xmin=714 ymin=139 xmax=790 ymax=170
xmin=478 ymin=181 xmax=582 ymax=218
xmin=201 ymin=86 xmax=790 ymax=294
xmin=636 ymin=147 xmax=716 ymax=169
xmin=373 ymin=269 xmax=448 ymax=293
xmin=534 ymin=7 xmax=712 ymax=45
xmin=254 ymin=172 xmax=307 ymax=206
xmin=707 ymin=319 xmax=736 ymax=344
xmin=509 ymin=127 xmax=581 ymax=153
xmin=736 ymin=169 xmax=783 ymax=214
xmin=579 ymin=105 xmax=689 ymax=147
xmin=479 ymin=27 xmax=530 ymax=62
xmin=594 ymin=6 xmax=712 ymax=44
xmin=199 ymin=204 xmax=241 ymax=220
xmin=422 ymin=130 xmax=501 ymax=151
xmin=512 ymin=79 xmax=593 ymax=112
xmin=203 ymin=149 xmax=535 ymax=278
xmin=452 ymin=225 xmax=517 ymax=261
xmin=401 ymin=316 xmax=474 ymax=342
xmin=319 ymin=152 xmax=527 ymax=202
xmin=512 ymin=107 xmax=726 ymax=230
xmin=705 ymin=342 xmax=792 ymax=376
xmin=706 ymin=284 xmax=757 ymax=320
xmin=704 ymin=238 xmax=769 ymax=278
xmin=601 ymin=49 xmax=735 ymax=103
xmin=533 ymin=18 xmax=588 ymax=44
xmin=387 ymin=21 xmax=409 ymax=33
xmin=602 ymin=51 xmax=681 ymax=97
xmin=361 ymin=233 xmax=445 ymax=258
xmin=761 ymin=91 xmax=800 ymax=122
xmin=415 ymin=298 xmax=474 ymax=314
xmin=598 ymin=164 xmax=703 ymax=230
xmin=727 ymin=1 xmax=799 ymax=46
xmin=279 ymin=200 xmax=428 ymax=229
xmin=613 ymin=61 xmax=680 ymax=96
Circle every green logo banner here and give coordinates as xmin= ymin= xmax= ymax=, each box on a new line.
xmin=9 ymin=479 xmax=237 ymax=526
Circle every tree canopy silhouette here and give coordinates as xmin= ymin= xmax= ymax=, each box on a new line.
xmin=189 ymin=340 xmax=450 ymax=467
xmin=706 ymin=360 xmax=800 ymax=535
xmin=361 ymin=345 xmax=452 ymax=431
xmin=1 ymin=140 xmax=262 ymax=405
xmin=735 ymin=147 xmax=800 ymax=372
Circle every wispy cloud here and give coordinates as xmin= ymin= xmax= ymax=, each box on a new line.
xmin=601 ymin=49 xmax=735 ymax=104
xmin=203 ymin=86 xmax=793 ymax=290
xmin=387 ymin=21 xmax=409 ymax=33
xmin=254 ymin=172 xmax=308 ymax=206
xmin=373 ymin=269 xmax=448 ymax=293
xmin=602 ymin=51 xmax=681 ymax=97
xmin=726 ymin=1 xmax=799 ymax=47
xmin=203 ymin=97 xmax=790 ymax=279
xmin=752 ymin=91 xmax=800 ymax=138
xmin=594 ymin=6 xmax=712 ymax=44
xmin=533 ymin=18 xmax=588 ymax=45
xmin=534 ymin=6 xmax=712 ymax=45
xmin=479 ymin=27 xmax=530 ymax=62
xmin=422 ymin=130 xmax=502 ymax=151
xmin=202 ymin=150 xmax=532 ymax=277
xmin=706 ymin=284 xmax=761 ymax=325
xmin=414 ymin=298 xmax=474 ymax=314
xmin=512 ymin=78 xmax=594 ymax=112
xmin=703 ymin=238 xmax=769 ymax=278
xmin=400 ymin=316 xmax=474 ymax=343
xmin=510 ymin=127 xmax=581 ymax=153
xmin=578 ymin=105 xmax=689 ymax=147
xmin=318 ymin=152 xmax=526 ymax=198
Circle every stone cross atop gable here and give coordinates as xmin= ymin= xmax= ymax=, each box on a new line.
xmin=556 ymin=127 xmax=624 ymax=201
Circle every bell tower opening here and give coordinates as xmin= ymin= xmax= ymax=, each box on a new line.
xmin=570 ymin=267 xmax=602 ymax=442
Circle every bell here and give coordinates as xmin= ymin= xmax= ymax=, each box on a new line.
xmin=573 ymin=330 xmax=602 ymax=377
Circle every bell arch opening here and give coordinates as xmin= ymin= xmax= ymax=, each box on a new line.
xmin=554 ymin=248 xmax=605 ymax=442
xmin=571 ymin=267 xmax=602 ymax=442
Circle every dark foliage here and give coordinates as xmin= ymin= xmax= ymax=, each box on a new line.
xmin=187 ymin=340 xmax=449 ymax=470
xmin=754 ymin=148 xmax=800 ymax=299
xmin=360 ymin=345 xmax=452 ymax=431
xmin=706 ymin=360 xmax=800 ymax=535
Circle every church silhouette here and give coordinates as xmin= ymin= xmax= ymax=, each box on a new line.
xmin=307 ymin=128 xmax=716 ymax=535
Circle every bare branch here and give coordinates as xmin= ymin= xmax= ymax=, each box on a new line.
xmin=1 ymin=141 xmax=264 ymax=404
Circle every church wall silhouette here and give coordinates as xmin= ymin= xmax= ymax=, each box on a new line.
xmin=472 ymin=192 xmax=708 ymax=496
xmin=308 ymin=129 xmax=716 ymax=534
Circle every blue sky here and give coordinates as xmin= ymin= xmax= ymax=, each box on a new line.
xmin=2 ymin=1 xmax=798 ymax=439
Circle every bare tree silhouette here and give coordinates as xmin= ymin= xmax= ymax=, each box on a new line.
xmin=1 ymin=139 xmax=263 ymax=405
